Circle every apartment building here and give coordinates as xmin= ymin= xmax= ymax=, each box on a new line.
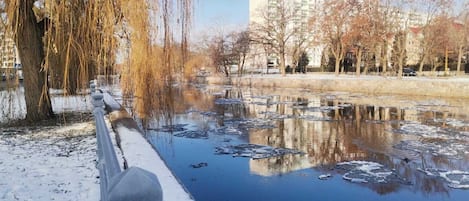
xmin=0 ymin=31 xmax=16 ymax=70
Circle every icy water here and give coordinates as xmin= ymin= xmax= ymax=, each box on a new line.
xmin=144 ymin=85 xmax=469 ymax=201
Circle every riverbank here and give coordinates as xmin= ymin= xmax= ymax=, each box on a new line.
xmin=206 ymin=73 xmax=469 ymax=99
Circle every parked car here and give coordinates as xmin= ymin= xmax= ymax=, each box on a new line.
xmin=403 ymin=68 xmax=417 ymax=76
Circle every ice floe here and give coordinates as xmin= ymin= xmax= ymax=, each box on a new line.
xmin=435 ymin=118 xmax=469 ymax=128
xmin=418 ymin=168 xmax=469 ymax=189
xmin=214 ymin=98 xmax=244 ymax=105
xmin=393 ymin=140 xmax=469 ymax=159
xmin=318 ymin=174 xmax=332 ymax=180
xmin=174 ymin=130 xmax=208 ymax=139
xmin=212 ymin=126 xmax=245 ymax=136
xmin=214 ymin=144 xmax=303 ymax=159
xmin=230 ymin=118 xmax=276 ymax=130
xmin=395 ymin=122 xmax=469 ymax=140
xmin=336 ymin=161 xmax=410 ymax=184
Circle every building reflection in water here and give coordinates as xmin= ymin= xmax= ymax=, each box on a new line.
xmin=161 ymin=86 xmax=468 ymax=196
xmin=208 ymin=87 xmax=468 ymax=195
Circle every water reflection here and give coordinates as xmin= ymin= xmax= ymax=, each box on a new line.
xmin=148 ymin=85 xmax=469 ymax=200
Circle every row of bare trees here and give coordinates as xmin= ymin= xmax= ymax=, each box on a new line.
xmin=244 ymin=0 xmax=469 ymax=77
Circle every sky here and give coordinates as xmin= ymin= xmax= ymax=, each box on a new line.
xmin=192 ymin=0 xmax=249 ymax=40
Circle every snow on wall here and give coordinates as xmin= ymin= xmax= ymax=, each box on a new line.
xmin=114 ymin=125 xmax=194 ymax=201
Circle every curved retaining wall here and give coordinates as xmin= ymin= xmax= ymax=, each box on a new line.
xmin=206 ymin=75 xmax=469 ymax=99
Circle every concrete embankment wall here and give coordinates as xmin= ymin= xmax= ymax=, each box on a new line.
xmin=206 ymin=75 xmax=469 ymax=99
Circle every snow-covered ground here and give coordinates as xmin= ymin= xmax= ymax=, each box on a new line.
xmin=0 ymin=121 xmax=100 ymax=201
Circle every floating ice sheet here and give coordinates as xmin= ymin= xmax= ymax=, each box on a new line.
xmin=212 ymin=126 xmax=245 ymax=136
xmin=214 ymin=98 xmax=244 ymax=105
xmin=236 ymin=118 xmax=277 ymax=130
xmin=318 ymin=174 xmax=332 ymax=180
xmin=395 ymin=122 xmax=469 ymax=140
xmin=435 ymin=118 xmax=469 ymax=128
xmin=336 ymin=161 xmax=410 ymax=184
xmin=393 ymin=140 xmax=469 ymax=159
xmin=215 ymin=144 xmax=303 ymax=159
xmin=418 ymin=168 xmax=469 ymax=189
xmin=174 ymin=130 xmax=208 ymax=139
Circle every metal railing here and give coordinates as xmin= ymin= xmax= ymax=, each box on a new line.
xmin=90 ymin=81 xmax=163 ymax=201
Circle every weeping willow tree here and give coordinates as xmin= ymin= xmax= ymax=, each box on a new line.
xmin=119 ymin=0 xmax=193 ymax=125
xmin=4 ymin=0 xmax=192 ymax=122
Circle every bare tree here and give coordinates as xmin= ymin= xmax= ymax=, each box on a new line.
xmin=413 ymin=0 xmax=454 ymax=75
xmin=250 ymin=1 xmax=297 ymax=76
xmin=346 ymin=0 xmax=384 ymax=76
xmin=208 ymin=30 xmax=251 ymax=77
xmin=209 ymin=36 xmax=231 ymax=77
xmin=321 ymin=0 xmax=354 ymax=76
xmin=452 ymin=10 xmax=468 ymax=75
xmin=232 ymin=31 xmax=251 ymax=77
xmin=391 ymin=31 xmax=408 ymax=78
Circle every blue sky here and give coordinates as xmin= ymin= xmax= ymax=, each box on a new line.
xmin=193 ymin=0 xmax=249 ymax=37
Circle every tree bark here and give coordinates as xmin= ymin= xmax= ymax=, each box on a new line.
xmin=381 ymin=40 xmax=388 ymax=75
xmin=456 ymin=45 xmax=463 ymax=75
xmin=279 ymin=53 xmax=286 ymax=76
xmin=397 ymin=36 xmax=405 ymax=79
xmin=355 ymin=47 xmax=362 ymax=76
xmin=13 ymin=0 xmax=53 ymax=121
xmin=334 ymin=58 xmax=340 ymax=76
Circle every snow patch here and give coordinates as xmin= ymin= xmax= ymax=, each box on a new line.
xmin=336 ymin=161 xmax=409 ymax=184
xmin=393 ymin=140 xmax=469 ymax=159
xmin=318 ymin=174 xmax=332 ymax=180
xmin=418 ymin=168 xmax=469 ymax=189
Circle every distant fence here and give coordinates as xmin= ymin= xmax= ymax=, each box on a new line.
xmin=90 ymin=81 xmax=163 ymax=201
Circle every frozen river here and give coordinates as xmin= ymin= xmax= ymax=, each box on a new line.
xmin=145 ymin=85 xmax=469 ymax=201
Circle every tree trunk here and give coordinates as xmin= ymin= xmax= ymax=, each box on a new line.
xmin=13 ymin=0 xmax=53 ymax=121
xmin=280 ymin=49 xmax=286 ymax=76
xmin=418 ymin=55 xmax=426 ymax=76
xmin=397 ymin=38 xmax=405 ymax=79
xmin=334 ymin=56 xmax=340 ymax=76
xmin=355 ymin=48 xmax=362 ymax=76
xmin=456 ymin=45 xmax=463 ymax=76
xmin=381 ymin=41 xmax=388 ymax=75
xmin=444 ymin=47 xmax=449 ymax=76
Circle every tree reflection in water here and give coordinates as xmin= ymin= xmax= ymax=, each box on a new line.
xmin=147 ymin=85 xmax=469 ymax=198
